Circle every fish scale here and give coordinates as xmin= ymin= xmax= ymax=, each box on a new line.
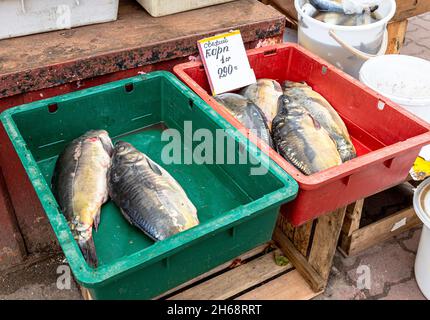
xmin=282 ymin=81 xmax=356 ymax=162
xmin=108 ymin=141 xmax=199 ymax=241
xmin=272 ymin=98 xmax=342 ymax=175
xmin=215 ymin=93 xmax=273 ymax=148
xmin=51 ymin=130 xmax=114 ymax=268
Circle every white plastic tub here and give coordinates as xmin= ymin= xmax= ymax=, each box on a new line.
xmin=294 ymin=0 xmax=396 ymax=78
xmin=136 ymin=0 xmax=236 ymax=17
xmin=360 ymin=54 xmax=430 ymax=159
xmin=360 ymin=55 xmax=430 ymax=120
xmin=413 ymin=178 xmax=430 ymax=299
xmin=0 ymin=0 xmax=119 ymax=40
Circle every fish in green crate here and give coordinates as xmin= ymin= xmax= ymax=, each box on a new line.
xmin=272 ymin=97 xmax=342 ymax=175
xmin=282 ymin=81 xmax=356 ymax=162
xmin=52 ymin=130 xmax=114 ymax=268
xmin=240 ymin=79 xmax=283 ymax=130
xmin=214 ymin=93 xmax=273 ymax=147
xmin=108 ymin=141 xmax=199 ymax=241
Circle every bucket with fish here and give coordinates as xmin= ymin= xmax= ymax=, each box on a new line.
xmin=0 ymin=72 xmax=298 ymax=299
xmin=174 ymin=43 xmax=430 ymax=226
xmin=295 ymin=0 xmax=396 ymax=78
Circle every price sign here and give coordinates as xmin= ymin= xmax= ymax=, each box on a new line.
xmin=197 ymin=30 xmax=256 ymax=95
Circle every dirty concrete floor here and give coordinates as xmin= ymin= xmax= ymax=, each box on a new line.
xmin=0 ymin=253 xmax=81 ymax=300
xmin=1 ymin=13 xmax=429 ymax=301
xmin=315 ymin=226 xmax=425 ymax=300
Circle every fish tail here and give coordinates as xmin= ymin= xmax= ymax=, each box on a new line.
xmin=79 ymin=237 xmax=98 ymax=268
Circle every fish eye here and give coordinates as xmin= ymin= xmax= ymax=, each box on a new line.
xmin=116 ymin=145 xmax=126 ymax=153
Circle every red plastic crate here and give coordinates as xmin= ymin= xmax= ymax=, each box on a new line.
xmin=174 ymin=43 xmax=430 ymax=226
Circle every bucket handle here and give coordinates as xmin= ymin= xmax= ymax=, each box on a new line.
xmin=328 ymin=28 xmax=388 ymax=61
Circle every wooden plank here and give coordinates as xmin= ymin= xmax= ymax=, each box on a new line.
xmin=386 ymin=20 xmax=409 ymax=54
xmin=392 ymin=0 xmax=430 ymax=22
xmin=155 ymin=243 xmax=271 ymax=299
xmin=273 ymin=226 xmax=325 ymax=292
xmin=342 ymin=199 xmax=364 ymax=237
xmin=235 ymin=270 xmax=322 ymax=300
xmin=293 ymin=221 xmax=313 ymax=257
xmin=168 ymin=250 xmax=292 ymax=300
xmin=261 ymin=0 xmax=298 ymax=28
xmin=276 ymin=214 xmax=295 ymax=240
xmin=307 ymin=207 xmax=347 ymax=281
xmin=347 ymin=207 xmax=422 ymax=256
xmin=80 ymin=287 xmax=93 ymax=301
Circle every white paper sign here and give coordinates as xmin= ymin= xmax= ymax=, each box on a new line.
xmin=197 ymin=30 xmax=256 ymax=95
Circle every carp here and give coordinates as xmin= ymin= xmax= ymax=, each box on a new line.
xmin=272 ymin=97 xmax=342 ymax=175
xmin=282 ymin=81 xmax=356 ymax=162
xmin=108 ymin=141 xmax=199 ymax=241
xmin=52 ymin=130 xmax=113 ymax=267
xmin=240 ymin=79 xmax=283 ymax=130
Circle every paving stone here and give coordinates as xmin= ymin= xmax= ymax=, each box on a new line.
xmin=0 ymin=281 xmax=82 ymax=300
xmin=346 ymin=242 xmax=415 ymax=296
xmin=401 ymin=13 xmax=430 ymax=60
xmin=402 ymin=227 xmax=422 ymax=253
xmin=334 ymin=251 xmax=358 ymax=269
xmin=381 ymin=279 xmax=426 ymax=300
xmin=314 ymin=273 xmax=366 ymax=300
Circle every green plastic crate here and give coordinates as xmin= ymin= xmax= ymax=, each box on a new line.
xmin=0 ymin=72 xmax=298 ymax=299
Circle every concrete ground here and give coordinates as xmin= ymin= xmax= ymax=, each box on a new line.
xmin=315 ymin=12 xmax=430 ymax=300
xmin=0 ymin=13 xmax=429 ymax=301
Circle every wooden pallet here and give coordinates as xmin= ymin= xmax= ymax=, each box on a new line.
xmin=274 ymin=207 xmax=347 ymax=292
xmin=80 ymin=242 xmax=321 ymax=300
xmin=338 ymin=182 xmax=422 ymax=257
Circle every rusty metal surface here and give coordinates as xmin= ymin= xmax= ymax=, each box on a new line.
xmin=0 ymin=124 xmax=60 ymax=255
xmin=0 ymin=168 xmax=26 ymax=270
xmin=0 ymin=0 xmax=285 ymax=99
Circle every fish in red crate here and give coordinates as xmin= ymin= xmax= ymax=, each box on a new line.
xmin=272 ymin=95 xmax=342 ymax=175
xmin=240 ymin=79 xmax=283 ymax=130
xmin=282 ymin=81 xmax=356 ymax=163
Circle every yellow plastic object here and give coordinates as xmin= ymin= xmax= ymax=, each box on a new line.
xmin=410 ymin=156 xmax=430 ymax=181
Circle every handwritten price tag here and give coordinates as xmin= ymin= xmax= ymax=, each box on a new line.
xmin=197 ymin=30 xmax=256 ymax=95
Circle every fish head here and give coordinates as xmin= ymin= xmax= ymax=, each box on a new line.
xmin=214 ymin=93 xmax=248 ymax=111
xmin=112 ymin=141 xmax=143 ymax=165
xmin=97 ymin=130 xmax=114 ymax=156
xmin=82 ymin=130 xmax=114 ymax=156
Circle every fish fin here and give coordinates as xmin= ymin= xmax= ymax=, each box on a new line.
xmin=120 ymin=207 xmax=135 ymax=227
xmin=276 ymin=95 xmax=288 ymax=115
xmin=120 ymin=208 xmax=159 ymax=241
xmin=93 ymin=209 xmax=101 ymax=232
xmin=145 ymin=157 xmax=163 ymax=176
xmin=80 ymin=237 xmax=98 ymax=268
xmin=307 ymin=113 xmax=322 ymax=130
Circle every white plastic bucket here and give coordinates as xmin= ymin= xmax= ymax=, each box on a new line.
xmin=359 ymin=54 xmax=430 ymax=158
xmin=413 ymin=178 xmax=430 ymax=299
xmin=294 ymin=0 xmax=396 ymax=78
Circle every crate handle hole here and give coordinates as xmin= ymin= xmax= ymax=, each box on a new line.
xmin=263 ymin=48 xmax=277 ymax=56
xmin=125 ymin=83 xmax=134 ymax=93
xmin=48 ymin=103 xmax=58 ymax=113
xmin=383 ymin=158 xmax=394 ymax=169
xmin=377 ymin=101 xmax=385 ymax=110
xmin=321 ymin=66 xmax=328 ymax=75
xmin=341 ymin=175 xmax=351 ymax=186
